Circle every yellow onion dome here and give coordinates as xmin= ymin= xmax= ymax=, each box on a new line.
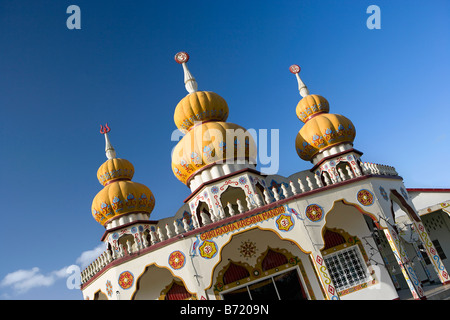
xmin=97 ymin=158 xmax=134 ymax=186
xmin=295 ymin=113 xmax=356 ymax=161
xmin=289 ymin=65 xmax=356 ymax=162
xmin=174 ymin=91 xmax=229 ymax=133
xmin=91 ymin=180 xmax=155 ymax=226
xmin=172 ymin=121 xmax=257 ymax=185
xmin=171 ymin=52 xmax=257 ymax=185
xmin=92 ymin=124 xmax=155 ymax=226
xmin=295 ymin=94 xmax=329 ymax=123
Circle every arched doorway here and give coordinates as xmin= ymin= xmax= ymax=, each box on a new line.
xmin=132 ymin=264 xmax=196 ymax=300
xmin=210 ymin=229 xmax=314 ymax=300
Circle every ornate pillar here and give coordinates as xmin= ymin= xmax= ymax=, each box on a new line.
xmin=383 ymin=226 xmax=426 ymax=299
xmin=412 ymin=221 xmax=450 ymax=285
xmin=310 ymin=251 xmax=339 ymax=300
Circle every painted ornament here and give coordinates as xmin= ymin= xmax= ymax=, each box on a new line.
xmin=239 ymin=240 xmax=258 ymax=259
xmin=357 ymin=189 xmax=374 ymax=206
xmin=106 ymin=280 xmax=113 ymax=297
xmin=379 ymin=186 xmax=388 ymax=201
xmin=199 ymin=240 xmax=218 ymax=259
xmin=276 ymin=214 xmax=294 ymax=232
xmin=305 ymin=204 xmax=324 ymax=222
xmin=118 ymin=271 xmax=134 ymax=290
xmin=168 ymin=251 xmax=186 ymax=270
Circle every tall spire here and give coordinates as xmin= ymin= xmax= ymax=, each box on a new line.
xmin=289 ymin=64 xmax=309 ymax=97
xmin=100 ymin=123 xmax=116 ymax=160
xmin=174 ymin=51 xmax=198 ymax=94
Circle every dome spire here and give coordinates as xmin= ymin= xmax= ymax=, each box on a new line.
xmin=289 ymin=64 xmax=309 ymax=98
xmin=100 ymin=123 xmax=116 ymax=160
xmin=175 ymin=51 xmax=198 ymax=94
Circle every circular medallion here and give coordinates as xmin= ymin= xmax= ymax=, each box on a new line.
xmin=305 ymin=204 xmax=324 ymax=222
xmin=289 ymin=64 xmax=301 ymax=74
xmin=118 ymin=271 xmax=134 ymax=290
xmin=357 ymin=189 xmax=374 ymax=206
xmin=168 ymin=251 xmax=186 ymax=270
xmin=175 ymin=51 xmax=189 ymax=64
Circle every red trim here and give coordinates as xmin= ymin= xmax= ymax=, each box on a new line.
xmin=406 ymin=188 xmax=450 ymax=193
xmin=304 ymin=112 xmax=326 ymax=123
xmin=104 ymin=178 xmax=131 ymax=186
xmin=443 ymin=280 xmax=450 ymax=285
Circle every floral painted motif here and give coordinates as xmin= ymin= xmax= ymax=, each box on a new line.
xmin=357 ymin=189 xmax=374 ymax=206
xmin=211 ymin=186 xmax=219 ymax=194
xmin=305 ymin=204 xmax=324 ymax=222
xmin=379 ymin=186 xmax=388 ymax=201
xmin=199 ymin=240 xmax=218 ymax=259
xmin=106 ymin=280 xmax=113 ymax=297
xmin=118 ymin=271 xmax=134 ymax=290
xmin=239 ymin=240 xmax=258 ymax=259
xmin=168 ymin=251 xmax=186 ymax=270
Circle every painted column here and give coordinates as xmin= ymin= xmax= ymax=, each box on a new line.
xmin=412 ymin=221 xmax=450 ymax=285
xmin=310 ymin=251 xmax=339 ymax=300
xmin=383 ymin=227 xmax=426 ymax=299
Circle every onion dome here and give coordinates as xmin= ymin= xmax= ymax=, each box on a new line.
xmin=171 ymin=52 xmax=257 ymax=186
xmin=91 ymin=124 xmax=155 ymax=227
xmin=97 ymin=158 xmax=134 ymax=186
xmin=174 ymin=91 xmax=229 ymax=133
xmin=290 ymin=65 xmax=356 ymax=162
xmin=172 ymin=121 xmax=257 ymax=185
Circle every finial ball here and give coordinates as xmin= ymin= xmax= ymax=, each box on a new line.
xmin=175 ymin=51 xmax=190 ymax=64
xmin=289 ymin=64 xmax=301 ymax=74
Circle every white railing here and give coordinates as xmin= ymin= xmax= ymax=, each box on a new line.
xmin=81 ymin=161 xmax=398 ymax=284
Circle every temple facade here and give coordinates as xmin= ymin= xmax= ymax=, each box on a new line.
xmin=80 ymin=53 xmax=449 ymax=300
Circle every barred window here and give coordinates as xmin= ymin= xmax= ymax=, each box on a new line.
xmin=323 ymin=245 xmax=370 ymax=292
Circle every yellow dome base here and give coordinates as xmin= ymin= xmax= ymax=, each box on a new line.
xmin=92 ymin=180 xmax=155 ymax=226
xmin=172 ymin=121 xmax=257 ymax=185
xmin=295 ymin=113 xmax=356 ymax=161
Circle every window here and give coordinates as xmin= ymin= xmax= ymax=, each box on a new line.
xmin=323 ymin=245 xmax=370 ymax=292
xmin=221 ymin=268 xmax=308 ymax=300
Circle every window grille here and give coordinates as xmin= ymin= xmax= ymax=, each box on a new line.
xmin=323 ymin=245 xmax=370 ymax=292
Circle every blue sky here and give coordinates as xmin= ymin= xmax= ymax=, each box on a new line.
xmin=0 ymin=0 xmax=449 ymax=299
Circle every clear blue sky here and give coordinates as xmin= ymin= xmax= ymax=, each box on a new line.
xmin=0 ymin=0 xmax=449 ymax=299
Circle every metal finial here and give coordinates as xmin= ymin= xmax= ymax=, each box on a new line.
xmin=99 ymin=123 xmax=116 ymax=160
xmin=100 ymin=123 xmax=111 ymax=134
xmin=289 ymin=64 xmax=309 ymax=97
xmin=175 ymin=51 xmax=198 ymax=94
